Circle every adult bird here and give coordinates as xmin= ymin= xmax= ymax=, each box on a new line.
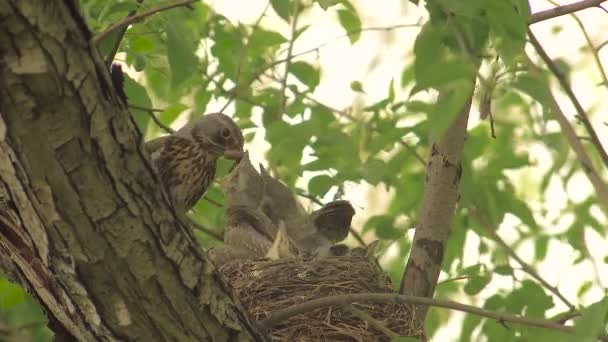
xmin=145 ymin=113 xmax=244 ymax=213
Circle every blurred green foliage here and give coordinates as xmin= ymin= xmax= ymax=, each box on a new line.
xmin=2 ymin=0 xmax=607 ymax=340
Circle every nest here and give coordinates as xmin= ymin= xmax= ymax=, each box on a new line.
xmin=219 ymin=256 xmax=425 ymax=341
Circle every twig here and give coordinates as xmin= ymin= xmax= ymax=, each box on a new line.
xmin=528 ymin=29 xmax=608 ymax=169
xmin=128 ymin=104 xmax=175 ymax=133
xmin=347 ymin=305 xmax=399 ymax=339
xmin=104 ymin=0 xmax=144 ymax=67
xmin=529 ymin=0 xmax=607 ymax=24
xmin=91 ymin=0 xmax=196 ymax=47
xmin=470 ymin=207 xmax=576 ymax=310
xmin=438 ymin=275 xmax=471 ymax=285
xmin=258 ymin=292 xmax=575 ymax=334
xmin=188 ymin=219 xmax=223 ymax=242
xmin=277 ymin=0 xmax=301 ymax=117
xmin=203 ymin=196 xmax=223 ymax=208
xmin=349 ymin=227 xmax=367 ymax=247
xmin=546 ymin=0 xmax=608 ymax=90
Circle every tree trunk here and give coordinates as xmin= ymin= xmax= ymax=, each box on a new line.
xmin=0 ymin=1 xmax=262 ymax=340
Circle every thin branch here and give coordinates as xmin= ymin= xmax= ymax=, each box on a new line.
xmin=188 ymin=219 xmax=223 ymax=242
xmin=528 ymin=29 xmax=608 ymax=169
xmin=529 ymin=0 xmax=607 ymax=24
xmin=91 ymin=0 xmax=196 ymax=47
xmin=347 ymin=305 xmax=399 ymax=339
xmin=203 ymin=196 xmax=223 ymax=208
xmin=128 ymin=104 xmax=175 ymax=134
xmin=258 ymin=292 xmax=575 ymax=335
xmin=104 ymin=0 xmax=144 ymax=67
xmin=546 ymin=0 xmax=608 ymax=90
xmin=471 ymin=208 xmax=576 ymax=311
xmin=277 ymin=0 xmax=301 ymax=117
xmin=349 ymin=227 xmax=367 ymax=247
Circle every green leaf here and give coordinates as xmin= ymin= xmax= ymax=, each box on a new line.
xmin=249 ymin=28 xmax=287 ymax=55
xmin=337 ymin=7 xmax=362 ymax=44
xmin=317 ymin=0 xmax=341 ymax=10
xmin=364 ymin=215 xmax=400 ymax=240
xmin=289 ymin=61 xmax=320 ymax=89
xmin=494 ymin=265 xmax=513 ymax=276
xmin=271 ymin=0 xmax=291 ymax=22
xmin=123 ymin=74 xmax=152 ymax=132
xmin=160 ymin=103 xmax=187 ymax=126
xmin=463 ymin=274 xmax=491 ymax=295
xmin=166 ymin=22 xmax=198 ymax=88
xmin=573 ymin=298 xmax=608 ymax=341
xmin=427 ymin=80 xmax=473 ymax=138
xmin=130 ymin=36 xmax=155 ymax=53
xmin=360 ymin=158 xmax=386 ymax=185
xmin=534 ymin=235 xmax=549 ymax=261
xmin=308 ymin=175 xmax=335 ymax=197
xmin=350 ymin=80 xmax=365 ymax=93
xmin=512 ymin=74 xmax=551 ymax=106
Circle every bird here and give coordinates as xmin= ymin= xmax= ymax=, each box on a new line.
xmin=311 ymin=200 xmax=355 ymax=243
xmin=145 ymin=113 xmax=244 ymax=213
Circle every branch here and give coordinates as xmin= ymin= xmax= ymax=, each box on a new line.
xmin=471 ymin=209 xmax=576 ymax=311
xmin=546 ymin=0 xmax=608 ymax=90
xmin=523 ymin=54 xmax=608 ymax=213
xmin=529 ymin=0 xmax=607 ymax=24
xmin=257 ymin=293 xmax=574 ymax=335
xmin=104 ymin=0 xmax=144 ymax=67
xmin=91 ymin=0 xmax=196 ymax=47
xmin=528 ymin=29 xmax=608 ymax=169
xmin=128 ymin=104 xmax=175 ymax=134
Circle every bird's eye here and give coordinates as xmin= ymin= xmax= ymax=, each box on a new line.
xmin=221 ymin=128 xmax=231 ymax=138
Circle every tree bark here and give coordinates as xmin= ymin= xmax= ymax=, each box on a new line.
xmin=399 ymin=93 xmax=473 ymax=320
xmin=0 ymin=1 xmax=262 ymax=340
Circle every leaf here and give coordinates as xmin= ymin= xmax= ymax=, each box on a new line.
xmin=160 ymin=103 xmax=187 ymax=126
xmin=350 ymin=80 xmax=365 ymax=93
xmin=166 ymin=22 xmax=198 ymax=88
xmin=427 ymin=80 xmax=473 ymax=138
xmin=337 ymin=6 xmax=362 ymax=44
xmin=534 ymin=235 xmax=549 ymax=261
xmin=123 ymin=74 xmax=152 ymax=132
xmin=360 ymin=158 xmax=386 ymax=185
xmin=308 ymin=175 xmax=334 ymax=197
xmin=289 ymin=61 xmax=320 ymax=90
xmin=271 ymin=0 xmax=291 ymax=22
xmin=463 ymin=274 xmax=491 ymax=295
xmin=364 ymin=215 xmax=400 ymax=240
xmin=494 ymin=265 xmax=513 ymax=276
xmin=573 ymin=298 xmax=608 ymax=341
xmin=511 ymin=74 xmax=551 ymax=106
xmin=317 ymin=0 xmax=341 ymax=10
xmin=130 ymin=36 xmax=155 ymax=53
xmin=249 ymin=28 xmax=287 ymax=55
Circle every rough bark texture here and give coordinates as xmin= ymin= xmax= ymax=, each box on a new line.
xmin=399 ymin=94 xmax=473 ymax=319
xmin=0 ymin=1 xmax=262 ymax=341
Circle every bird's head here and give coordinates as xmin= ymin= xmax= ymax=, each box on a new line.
xmin=184 ymin=113 xmax=244 ymax=160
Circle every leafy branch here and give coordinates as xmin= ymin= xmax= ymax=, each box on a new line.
xmin=91 ymin=0 xmax=196 ymax=47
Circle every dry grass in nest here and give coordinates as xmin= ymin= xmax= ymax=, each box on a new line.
xmin=219 ymin=256 xmax=425 ymax=341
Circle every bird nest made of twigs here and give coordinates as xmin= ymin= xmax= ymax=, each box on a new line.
xmin=219 ymin=256 xmax=425 ymax=341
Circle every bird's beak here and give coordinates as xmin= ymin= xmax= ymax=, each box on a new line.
xmin=223 ymin=149 xmax=244 ymax=161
